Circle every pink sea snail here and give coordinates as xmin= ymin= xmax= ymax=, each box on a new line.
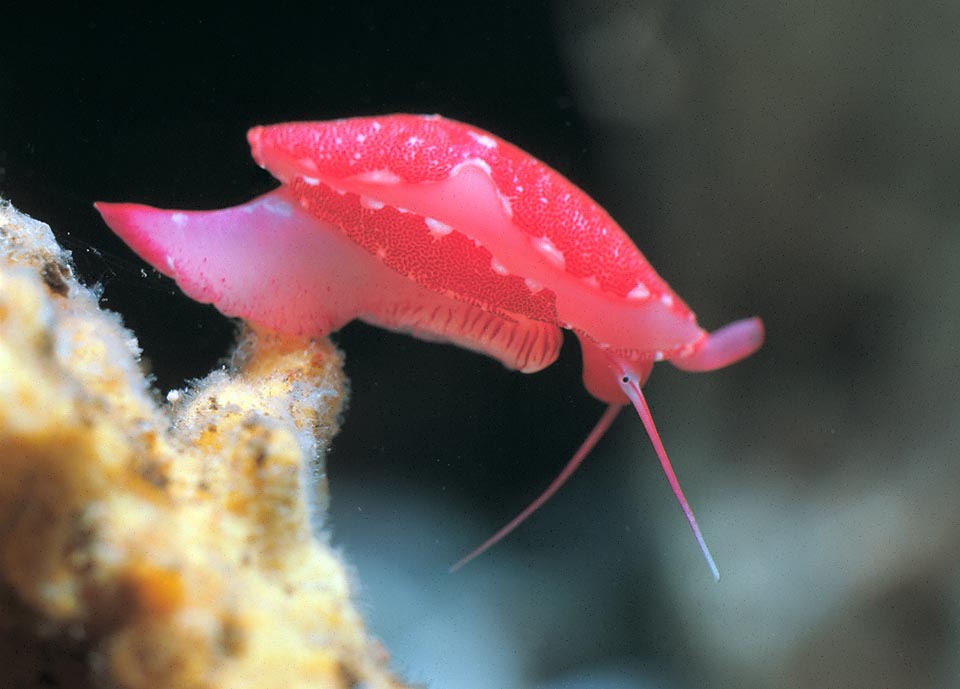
xmin=96 ymin=114 xmax=764 ymax=578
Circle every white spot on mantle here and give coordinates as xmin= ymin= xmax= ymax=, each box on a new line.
xmin=425 ymin=217 xmax=453 ymax=239
xmin=301 ymin=176 xmax=320 ymax=186
xmin=660 ymin=293 xmax=674 ymax=307
xmin=171 ymin=213 xmax=187 ymax=227
xmin=467 ymin=130 xmax=498 ymax=149
xmin=532 ymin=236 xmax=566 ymax=270
xmin=360 ymin=196 xmax=385 ymax=210
xmin=490 ymin=258 xmax=510 ymax=276
xmin=524 ymin=278 xmax=544 ymax=293
xmin=356 ymin=169 xmax=402 ymax=184
xmin=627 ymin=282 xmax=650 ymax=300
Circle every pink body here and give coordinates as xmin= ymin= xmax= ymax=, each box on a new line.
xmin=96 ymin=114 xmax=763 ymax=577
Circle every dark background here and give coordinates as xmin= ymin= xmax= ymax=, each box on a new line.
xmin=3 ymin=3 xmax=958 ymax=688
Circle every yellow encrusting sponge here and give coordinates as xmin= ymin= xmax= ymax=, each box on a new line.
xmin=0 ymin=199 xmax=408 ymax=689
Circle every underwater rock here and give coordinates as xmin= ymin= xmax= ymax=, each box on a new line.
xmin=0 ymin=198 xmax=409 ymax=689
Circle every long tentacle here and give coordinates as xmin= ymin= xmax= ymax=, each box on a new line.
xmin=617 ymin=374 xmax=720 ymax=581
xmin=450 ymin=404 xmax=623 ymax=572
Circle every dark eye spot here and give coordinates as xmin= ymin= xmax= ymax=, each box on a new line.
xmin=621 ymin=376 xmax=630 ymax=383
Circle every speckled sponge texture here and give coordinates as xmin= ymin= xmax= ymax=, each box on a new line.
xmin=0 ymin=198 xmax=410 ymax=689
